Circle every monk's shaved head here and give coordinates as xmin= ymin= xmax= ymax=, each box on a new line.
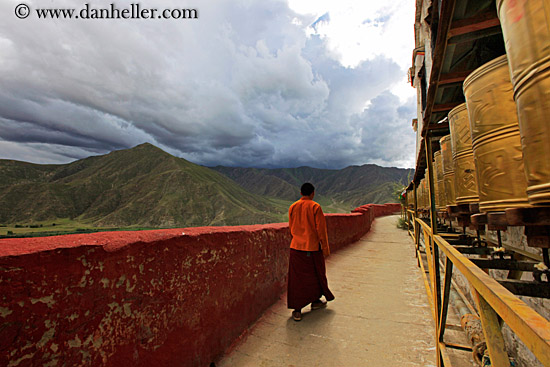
xmin=300 ymin=183 xmax=315 ymax=196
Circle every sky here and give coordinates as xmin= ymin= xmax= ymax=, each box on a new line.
xmin=0 ymin=0 xmax=417 ymax=169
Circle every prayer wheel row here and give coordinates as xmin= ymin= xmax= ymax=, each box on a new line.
xmin=415 ymin=180 xmax=422 ymax=210
xmin=463 ymin=55 xmax=529 ymax=212
xmin=436 ymin=55 xmax=530 ymax=212
xmin=440 ymin=135 xmax=456 ymax=208
xmin=497 ymin=0 xmax=550 ymax=205
xmin=416 ymin=160 xmax=446 ymax=211
xmin=448 ymin=104 xmax=478 ymax=206
xmin=427 ymin=0 xmax=550 ymax=211
xmin=422 ymin=0 xmax=550 ymax=212
xmin=416 ymin=178 xmax=428 ymax=211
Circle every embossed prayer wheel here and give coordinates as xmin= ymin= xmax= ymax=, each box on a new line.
xmin=448 ymin=104 xmax=479 ymax=205
xmin=497 ymin=0 xmax=550 ymax=204
xmin=440 ymin=135 xmax=457 ymax=206
xmin=417 ymin=179 xmax=424 ymax=210
xmin=420 ymin=178 xmax=428 ymax=210
xmin=434 ymin=151 xmax=446 ymax=210
xmin=515 ymin=65 xmax=550 ymax=204
xmin=417 ymin=183 xmax=423 ymax=210
xmin=496 ymin=0 xmax=550 ymax=85
xmin=463 ymin=56 xmax=530 ymax=212
xmin=432 ymin=170 xmax=440 ymax=210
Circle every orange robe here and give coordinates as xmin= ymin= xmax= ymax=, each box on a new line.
xmin=287 ymin=196 xmax=334 ymax=310
xmin=288 ymin=197 xmax=330 ymax=257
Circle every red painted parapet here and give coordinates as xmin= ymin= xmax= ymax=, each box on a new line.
xmin=0 ymin=225 xmax=291 ymax=367
xmin=352 ymin=203 xmax=401 ymax=218
xmin=0 ymin=203 xmax=399 ymax=366
xmin=325 ymin=213 xmax=371 ymax=252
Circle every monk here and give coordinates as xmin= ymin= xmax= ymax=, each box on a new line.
xmin=287 ymin=182 xmax=335 ymax=321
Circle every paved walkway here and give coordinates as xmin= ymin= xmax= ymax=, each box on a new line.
xmin=218 ymin=215 xmax=436 ymax=366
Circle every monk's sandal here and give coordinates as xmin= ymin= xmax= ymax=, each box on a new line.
xmin=292 ymin=310 xmax=302 ymax=321
xmin=311 ymin=300 xmax=327 ymax=310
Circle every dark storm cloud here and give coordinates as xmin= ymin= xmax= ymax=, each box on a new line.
xmin=0 ymin=0 xmax=415 ymax=168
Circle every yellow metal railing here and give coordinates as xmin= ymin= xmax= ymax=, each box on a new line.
xmin=411 ymin=216 xmax=550 ymax=367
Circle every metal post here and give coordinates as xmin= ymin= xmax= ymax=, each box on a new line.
xmin=414 ymin=181 xmax=420 ymax=260
xmin=438 ymin=258 xmax=454 ymax=342
xmin=426 ymin=133 xmax=443 ymax=366
xmin=475 ymin=291 xmax=510 ymax=366
xmin=425 ymin=134 xmax=438 ymax=236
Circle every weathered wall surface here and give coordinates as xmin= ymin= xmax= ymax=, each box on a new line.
xmin=353 ymin=203 xmax=401 ymax=219
xmin=0 ymin=204 xmax=399 ymax=367
xmin=325 ymin=213 xmax=369 ymax=253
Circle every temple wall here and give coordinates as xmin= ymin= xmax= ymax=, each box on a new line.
xmin=0 ymin=203 xmax=400 ymax=367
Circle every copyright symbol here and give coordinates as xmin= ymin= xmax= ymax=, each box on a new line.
xmin=15 ymin=4 xmax=30 ymax=19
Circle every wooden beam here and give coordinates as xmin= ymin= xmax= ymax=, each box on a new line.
xmin=427 ymin=120 xmax=450 ymax=131
xmin=421 ymin=0 xmax=457 ymax=138
xmin=506 ymin=207 xmax=550 ymax=226
xmin=449 ymin=11 xmax=501 ymax=38
xmin=443 ymin=342 xmax=473 ymax=352
xmin=475 ymin=291 xmax=512 ymax=366
xmin=439 ymin=70 xmax=474 ymax=85
xmin=448 ymin=26 xmax=503 ymax=45
xmin=432 ymin=102 xmax=461 ymax=113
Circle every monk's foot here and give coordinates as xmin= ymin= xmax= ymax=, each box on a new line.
xmin=292 ymin=310 xmax=302 ymax=321
xmin=311 ymin=299 xmax=327 ymax=310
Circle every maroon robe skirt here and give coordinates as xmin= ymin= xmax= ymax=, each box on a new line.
xmin=287 ymin=248 xmax=335 ymax=310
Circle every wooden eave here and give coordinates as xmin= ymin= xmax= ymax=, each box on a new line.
xmin=413 ymin=0 xmax=505 ymax=185
xmin=448 ymin=11 xmax=501 ymax=38
xmin=420 ymin=0 xmax=457 ymax=139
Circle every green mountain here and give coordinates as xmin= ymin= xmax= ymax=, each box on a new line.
xmin=0 ymin=143 xmax=412 ymax=229
xmin=0 ymin=144 xmax=289 ymax=227
xmin=212 ymin=165 xmax=412 ymax=210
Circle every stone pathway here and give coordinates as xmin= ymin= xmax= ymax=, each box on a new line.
xmin=218 ymin=215 xmax=436 ymax=366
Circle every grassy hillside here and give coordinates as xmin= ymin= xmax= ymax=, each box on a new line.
xmin=0 ymin=143 xmax=411 ymax=235
xmin=212 ymin=164 xmax=412 ymax=210
xmin=212 ymin=166 xmax=300 ymax=201
xmin=0 ymin=144 xmax=290 ymax=228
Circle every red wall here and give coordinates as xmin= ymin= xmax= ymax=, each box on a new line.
xmin=352 ymin=203 xmax=401 ymax=218
xmin=0 ymin=204 xmax=399 ymax=367
xmin=325 ymin=213 xmax=370 ymax=252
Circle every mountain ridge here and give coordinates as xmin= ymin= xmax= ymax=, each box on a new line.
xmin=0 ymin=143 xmax=289 ymax=227
xmin=211 ymin=164 xmax=412 ymax=208
xmin=0 ymin=143 xmax=411 ymax=228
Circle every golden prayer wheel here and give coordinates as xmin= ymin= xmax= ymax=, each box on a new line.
xmin=423 ymin=178 xmax=430 ymax=210
xmin=417 ymin=184 xmax=423 ymax=210
xmin=434 ymin=151 xmax=446 ymax=210
xmin=497 ymin=0 xmax=550 ymax=204
xmin=515 ymin=63 xmax=550 ymax=204
xmin=432 ymin=174 xmax=440 ymax=210
xmin=440 ymin=135 xmax=457 ymax=206
xmin=496 ymin=0 xmax=550 ymax=85
xmin=448 ymin=104 xmax=479 ymax=205
xmin=416 ymin=180 xmax=423 ymax=210
xmin=463 ymin=56 xmax=530 ymax=212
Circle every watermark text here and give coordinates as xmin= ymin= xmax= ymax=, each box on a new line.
xmin=15 ymin=3 xmax=199 ymax=20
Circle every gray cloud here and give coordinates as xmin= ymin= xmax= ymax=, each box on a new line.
xmin=0 ymin=0 xmax=415 ymax=168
